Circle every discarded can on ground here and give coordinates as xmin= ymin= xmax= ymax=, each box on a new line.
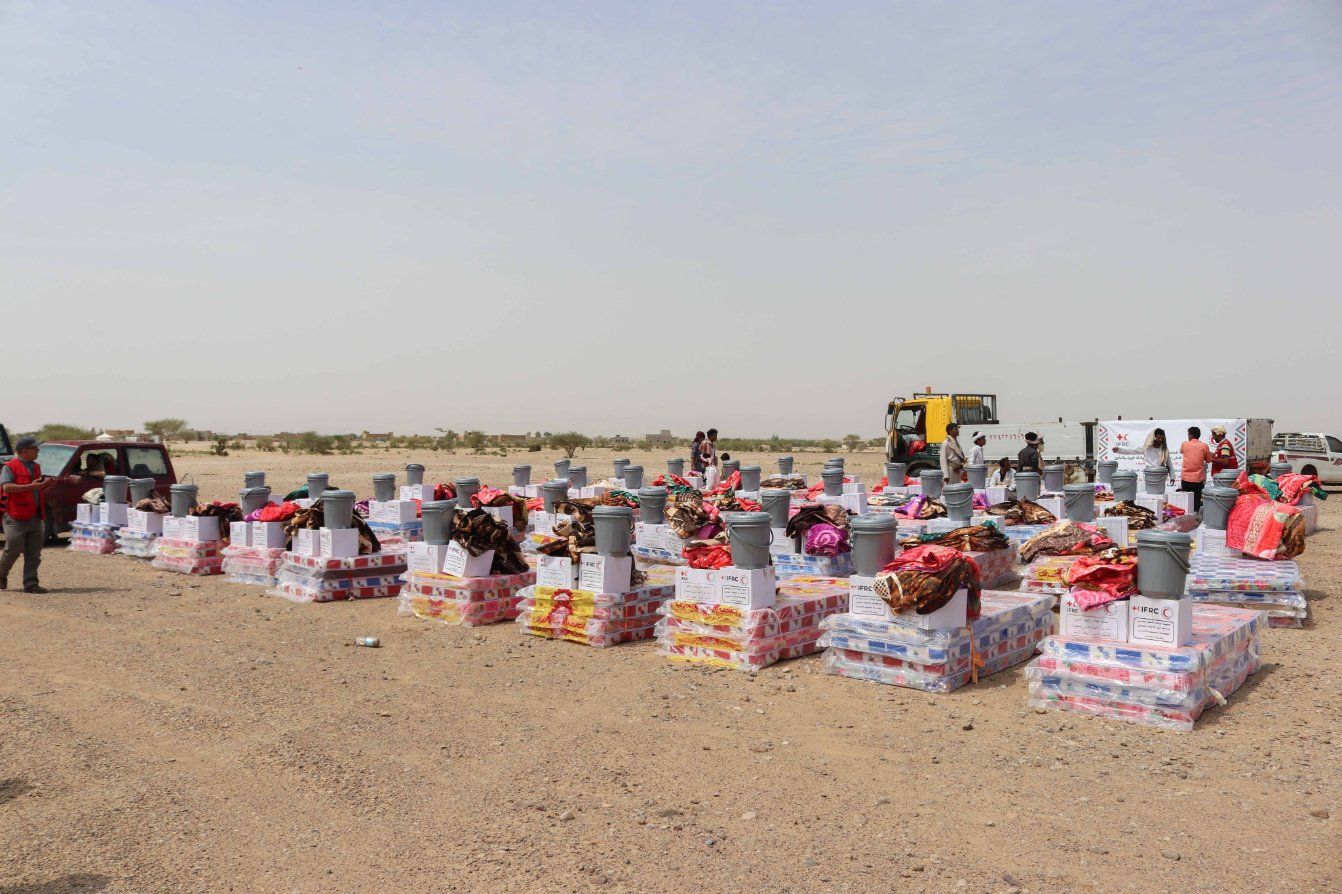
xmin=355 ymin=636 xmax=381 ymax=648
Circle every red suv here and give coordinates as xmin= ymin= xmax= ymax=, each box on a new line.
xmin=22 ymin=440 xmax=178 ymax=540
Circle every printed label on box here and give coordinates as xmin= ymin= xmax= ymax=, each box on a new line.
xmin=292 ymin=528 xmax=320 ymax=557
xmin=635 ymin=522 xmax=663 ymax=550
xmin=536 ymin=554 xmax=576 ymax=588
xmin=1060 ymin=591 xmax=1129 ymax=641
xmin=407 ymin=542 xmax=449 ymax=574
xmin=251 ymin=521 xmax=288 ymax=548
xmin=183 ymin=515 xmax=221 ymax=542
xmin=442 ymin=541 xmax=493 ymax=578
xmin=674 ymin=567 xmax=717 ymax=603
xmin=1128 ymin=594 xmax=1192 ymax=646
xmin=578 ymin=554 xmax=633 ymax=593
xmin=768 ymin=527 xmax=795 ymax=556
xmin=319 ymin=527 xmax=358 ymax=558
xmin=127 ymin=509 xmax=164 ymax=535
xmin=229 ymin=521 xmax=252 ymax=546
xmin=849 ymin=575 xmax=892 ymax=620
xmin=714 ymin=566 xmax=776 ymax=610
xmin=162 ymin=516 xmax=185 ymax=539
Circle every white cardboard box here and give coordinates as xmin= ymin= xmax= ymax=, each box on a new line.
xmin=1036 ymin=496 xmax=1064 ymax=521
xmin=842 ymin=481 xmax=864 ymax=495
xmin=986 ymin=486 xmax=1008 ymax=505
xmin=674 ymin=567 xmax=717 ymax=603
xmin=102 ymin=502 xmax=129 ymax=527
xmin=1128 ymin=594 xmax=1193 ymax=647
xmin=1166 ymin=490 xmax=1194 ymax=515
xmin=635 ymin=522 xmax=663 ymax=550
xmin=578 ymin=554 xmax=634 ymax=593
xmin=76 ymin=503 xmax=97 ymax=524
xmin=714 ymin=565 xmax=777 ymax=610
xmin=898 ymin=588 xmax=968 ymax=630
xmin=1135 ymin=494 xmax=1167 ymax=520
xmin=1060 ymin=591 xmax=1129 ymax=641
xmin=229 ymin=521 xmax=252 ymax=546
xmin=370 ymin=500 xmax=417 ymax=524
xmin=182 ymin=515 xmax=221 ymax=543
xmin=399 ymin=484 xmax=435 ymax=503
xmin=483 ymin=505 xmax=514 ymax=527
xmin=536 ymin=554 xmax=578 ymax=588
xmin=291 ymin=528 xmax=320 ymax=557
xmin=127 ymin=509 xmax=164 ymax=535
xmin=442 ymin=541 xmax=493 ymax=578
xmin=662 ymin=528 xmax=686 ymax=556
xmin=251 ymin=521 xmax=288 ymax=548
xmin=848 ymin=574 xmax=892 ymax=620
xmin=319 ymin=526 xmax=359 ymax=558
xmin=407 ymin=542 xmax=451 ymax=574
xmin=161 ymin=516 xmax=185 ymax=540
xmin=768 ymin=527 xmax=797 ymax=556
xmin=1095 ymin=515 xmax=1129 ymax=546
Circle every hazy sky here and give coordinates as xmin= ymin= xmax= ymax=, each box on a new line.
xmin=3 ymin=1 xmax=1340 ymax=439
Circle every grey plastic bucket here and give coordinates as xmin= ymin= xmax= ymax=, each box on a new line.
xmin=307 ymin=472 xmax=329 ymax=500
xmin=372 ymin=473 xmax=396 ymax=502
xmin=739 ymin=465 xmax=761 ymax=492
xmin=1015 ymin=472 xmax=1041 ymax=502
xmin=760 ymin=488 xmax=792 ymax=528
xmin=1202 ymin=485 xmax=1239 ymax=531
xmin=821 ymin=467 xmax=845 ymax=497
xmin=322 ymin=489 xmax=356 ymax=529
xmin=540 ymin=480 xmax=569 ymax=513
xmin=637 ymin=487 xmax=669 ymax=525
xmin=1212 ymin=469 xmax=1240 ymax=489
xmin=240 ymin=487 xmax=270 ymax=515
xmin=1097 ymin=461 xmax=1118 ymax=485
xmin=128 ymin=478 xmax=155 ymax=503
xmin=1063 ymin=483 xmax=1095 ymax=522
xmin=420 ymin=501 xmax=456 ymax=545
xmin=169 ymin=484 xmax=197 ymax=517
xmin=1269 ymin=461 xmax=1292 ymax=479
xmin=405 ymin=464 xmax=425 ymax=486
xmin=613 ymin=458 xmax=630 ymax=480
xmin=1136 ymin=529 xmax=1192 ymax=599
xmin=886 ymin=463 xmax=907 ymax=487
xmin=966 ymin=464 xmax=987 ymax=489
xmin=1043 ymin=464 xmax=1065 ymax=493
xmin=567 ymin=466 xmax=588 ymax=488
xmin=622 ymin=465 xmax=644 ymax=489
xmin=513 ymin=464 xmax=531 ymax=487
xmin=554 ymin=459 xmax=571 ymax=479
xmin=724 ymin=511 xmax=773 ymax=570
xmin=849 ymin=513 xmax=899 ymax=577
xmin=1143 ymin=465 xmax=1168 ymax=495
xmin=722 ymin=459 xmax=740 ymax=479
xmin=667 ymin=458 xmax=685 ymax=477
xmin=244 ymin=471 xmax=266 ymax=489
xmin=103 ymin=475 xmax=129 ymax=504
xmin=1111 ymin=471 xmax=1138 ymax=502
xmin=919 ymin=470 xmax=944 ymax=500
xmin=592 ymin=505 xmax=634 ymax=557
xmin=826 ymin=457 xmax=844 ymax=471
xmin=942 ymin=483 xmax=974 ymax=523
xmin=454 ymin=477 xmax=480 ymax=509
xmin=777 ymin=456 xmax=794 ymax=475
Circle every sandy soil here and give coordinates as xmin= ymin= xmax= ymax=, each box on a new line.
xmin=1 ymin=446 xmax=1338 ymax=894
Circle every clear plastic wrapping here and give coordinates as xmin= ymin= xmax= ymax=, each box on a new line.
xmin=516 ymin=583 xmax=674 ymax=647
xmin=966 ymin=543 xmax=1020 ymax=589
xmin=221 ymin=545 xmax=287 ymax=585
xmin=1026 ymin=605 xmax=1264 ymax=730
xmin=773 ymin=551 xmax=855 ymax=580
xmin=631 ymin=544 xmax=687 ymax=567
xmin=116 ymin=529 xmax=160 ymax=559
xmin=68 ymin=523 xmax=118 ymax=555
xmin=1020 ymin=555 xmax=1082 ymax=595
xmin=654 ymin=589 xmax=848 ymax=671
xmin=398 ymin=569 xmax=535 ymax=626
xmin=1184 ymin=554 xmax=1307 ymax=626
xmin=266 ymin=551 xmax=408 ymax=602
xmin=151 ymin=537 xmax=225 ymax=574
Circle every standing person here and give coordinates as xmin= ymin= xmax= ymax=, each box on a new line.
xmin=1017 ymin=432 xmax=1043 ymax=475
xmin=700 ymin=429 xmax=719 ymax=487
xmin=1179 ymin=426 xmax=1214 ymax=511
xmin=689 ymin=431 xmax=706 ymax=474
xmin=968 ymin=432 xmax=987 ymax=467
xmin=940 ymin=423 xmax=967 ymax=483
xmin=1114 ymin=427 xmax=1175 ymax=484
xmin=1 ymin=437 xmax=55 ymax=593
xmin=1209 ymin=425 xmax=1238 ymax=473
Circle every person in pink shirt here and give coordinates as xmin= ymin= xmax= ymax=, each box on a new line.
xmin=1179 ymin=426 xmax=1214 ymax=511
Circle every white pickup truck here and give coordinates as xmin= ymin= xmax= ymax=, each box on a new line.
xmin=1273 ymin=433 xmax=1342 ymax=486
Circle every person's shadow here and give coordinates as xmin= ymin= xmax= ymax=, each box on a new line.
xmin=0 ymin=875 xmax=111 ymax=893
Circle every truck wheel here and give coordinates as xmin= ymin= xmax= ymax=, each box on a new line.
xmin=1302 ymin=465 xmax=1317 ymax=478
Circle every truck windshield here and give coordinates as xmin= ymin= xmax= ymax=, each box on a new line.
xmin=895 ymin=407 xmax=925 ymax=435
xmin=35 ymin=444 xmax=76 ymax=474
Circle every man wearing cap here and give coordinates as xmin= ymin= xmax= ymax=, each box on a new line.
xmin=940 ymin=423 xmax=967 ymax=483
xmin=1210 ymin=426 xmax=1237 ymax=473
xmin=968 ymin=432 xmax=987 ymax=467
xmin=1 ymin=437 xmax=55 ymax=593
xmin=1017 ymin=432 xmax=1043 ymax=475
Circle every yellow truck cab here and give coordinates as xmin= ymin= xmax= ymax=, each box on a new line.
xmin=885 ymin=393 xmax=999 ymax=471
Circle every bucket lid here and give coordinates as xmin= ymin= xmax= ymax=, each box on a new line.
xmin=513 ymin=464 xmax=531 ymax=471
xmin=919 ymin=469 xmax=941 ymax=480
xmin=723 ymin=510 xmax=771 ymax=527
xmin=1204 ymin=485 xmax=1240 ymax=500
xmin=760 ymin=488 xmax=792 ymax=500
xmin=1136 ymin=529 xmax=1192 ymax=548
xmin=421 ymin=500 xmax=454 ymax=513
xmin=405 ymin=463 xmax=424 ymax=471
xmin=323 ymin=488 xmax=355 ymax=500
xmin=965 ymin=463 xmax=986 ymax=471
xmin=943 ymin=482 xmax=973 ymax=495
xmin=740 ymin=464 xmax=761 ymax=472
xmin=455 ymin=477 xmax=480 ymax=486
xmin=1063 ymin=483 xmax=1093 ymax=494
xmin=1098 ymin=459 xmax=1118 ymax=468
xmin=541 ymin=479 xmax=569 ymax=490
xmin=242 ymin=486 xmax=269 ymax=496
xmin=624 ymin=464 xmax=643 ymax=472
xmin=1111 ymin=470 xmax=1136 ymax=479
xmin=1043 ymin=464 xmax=1064 ymax=472
xmin=592 ymin=505 xmax=633 ymax=520
xmin=779 ymin=455 xmax=793 ymax=461
xmin=171 ymin=483 xmax=197 ymax=492
xmin=637 ymin=487 xmax=668 ymax=500
xmin=373 ymin=472 xmax=395 ymax=480
xmin=849 ymin=513 xmax=897 ymax=533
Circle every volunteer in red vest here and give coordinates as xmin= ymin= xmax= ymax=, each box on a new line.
xmin=1210 ymin=425 xmax=1238 ymax=473
xmin=1 ymin=436 xmax=56 ymax=593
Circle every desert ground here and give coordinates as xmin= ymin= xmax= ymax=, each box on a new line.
xmin=1 ymin=445 xmax=1337 ymax=894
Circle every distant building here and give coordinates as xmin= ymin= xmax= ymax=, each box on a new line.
xmin=360 ymin=431 xmax=393 ymax=445
xmin=645 ymin=429 xmax=676 ymax=445
xmin=610 ymin=434 xmax=631 ymax=445
xmin=495 ymin=434 xmax=530 ymax=445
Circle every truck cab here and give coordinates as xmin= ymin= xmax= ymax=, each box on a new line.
xmin=1273 ymin=433 xmax=1342 ymax=486
xmin=28 ymin=441 xmax=178 ymax=539
xmin=885 ymin=393 xmax=999 ymax=471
